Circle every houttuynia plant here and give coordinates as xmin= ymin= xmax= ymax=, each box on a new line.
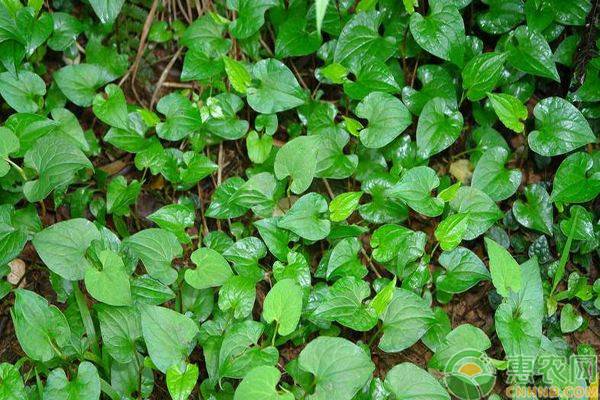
xmin=0 ymin=0 xmax=598 ymax=399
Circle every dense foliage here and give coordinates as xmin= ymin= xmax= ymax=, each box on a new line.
xmin=0 ymin=0 xmax=599 ymax=399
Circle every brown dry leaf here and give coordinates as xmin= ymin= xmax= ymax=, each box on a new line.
xmin=449 ymin=159 xmax=473 ymax=184
xmin=7 ymin=259 xmax=26 ymax=286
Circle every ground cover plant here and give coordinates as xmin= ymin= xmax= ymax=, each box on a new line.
xmin=0 ymin=0 xmax=599 ymax=399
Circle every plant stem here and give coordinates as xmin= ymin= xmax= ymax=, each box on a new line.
xmin=73 ymin=283 xmax=101 ymax=359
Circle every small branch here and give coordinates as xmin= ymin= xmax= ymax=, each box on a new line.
xmin=150 ymin=47 xmax=184 ymax=108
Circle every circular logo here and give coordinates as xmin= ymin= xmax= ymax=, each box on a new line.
xmin=443 ymin=349 xmax=497 ymax=400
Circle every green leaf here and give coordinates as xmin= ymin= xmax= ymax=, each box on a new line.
xmin=485 ymin=237 xmax=521 ymax=297
xmin=229 ymin=0 xmax=277 ymax=39
xmin=550 ymin=152 xmax=600 ymax=204
xmin=313 ymin=277 xmax=378 ymax=331
xmin=416 ymin=98 xmax=464 ymax=158
xmin=185 ymin=247 xmax=232 ymax=289
xmin=262 ymin=279 xmax=303 ymax=336
xmin=385 ymin=362 xmax=450 ymax=400
xmin=477 ymin=0 xmax=523 ymax=34
xmin=560 ymin=205 xmax=595 ymax=241
xmin=370 ymin=224 xmax=427 ymax=273
xmin=84 ymin=250 xmax=131 ymax=306
xmin=206 ymin=177 xmax=248 ymax=219
xmin=390 ymin=166 xmax=444 ymax=217
xmin=274 ymin=135 xmax=318 ymax=195
xmin=0 ymin=71 xmax=45 ymax=113
xmin=410 ymin=2 xmax=466 ymax=66
xmin=234 ymin=366 xmax=292 ymax=400
xmin=298 ymin=336 xmax=375 ymax=400
xmin=315 ymin=0 xmax=329 ymax=34
xmin=23 ymin=136 xmax=92 ymax=202
xmin=329 ymin=191 xmax=363 ymax=222
xmin=88 ymin=0 xmax=124 ymax=24
xmin=506 ymin=25 xmax=560 ymax=81
xmin=43 ymin=362 xmax=100 ymax=400
xmin=512 ymin=184 xmax=553 ymax=235
xmin=355 ymin=91 xmax=411 ymax=148
xmin=97 ymin=304 xmax=141 ymax=363
xmin=560 ymin=304 xmax=583 ymax=333
xmin=379 ymin=288 xmax=435 ymax=352
xmin=10 ymin=289 xmax=70 ymax=362
xmin=166 ymin=363 xmax=199 ymax=400
xmin=156 ymin=92 xmax=202 ymax=141
xmin=370 ymin=277 xmax=396 ymax=316
xmin=278 ymin=193 xmax=331 ymax=241
xmin=53 ymin=64 xmax=113 ymax=107
xmin=462 ymin=52 xmax=507 ymax=101
xmin=223 ymin=56 xmax=252 ymax=94
xmin=247 ymin=59 xmax=305 ymax=114
xmin=275 ymin=18 xmax=321 ymax=58
xmin=402 ymin=65 xmax=456 ymax=115
xmin=140 ymin=304 xmax=199 ymax=373
xmin=436 ymin=247 xmax=490 ymax=293
xmin=106 ymin=176 xmax=141 ymax=216
xmin=246 ymin=131 xmax=273 ymax=164
xmin=449 ymin=186 xmax=503 ymax=240
xmin=33 ymin=218 xmax=100 ymax=281
xmin=333 ymin=11 xmax=396 ymax=71
xmin=434 ymin=213 xmax=469 ymax=251
xmin=528 ymin=97 xmax=596 ymax=157
xmin=92 ymin=84 xmax=129 ymax=130
xmin=148 ymin=204 xmax=195 ymax=243
xmin=495 ymin=258 xmax=543 ymax=382
xmin=218 ymin=275 xmax=256 ymax=319
xmin=123 ymin=228 xmax=183 ymax=285
xmin=0 ymin=363 xmax=26 ymax=400
xmin=472 ymin=147 xmax=522 ymax=201
xmin=487 ymin=92 xmax=528 ymax=133
xmin=254 ymin=217 xmax=292 ymax=262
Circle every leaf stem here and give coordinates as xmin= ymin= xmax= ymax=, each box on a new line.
xmin=5 ymin=158 xmax=27 ymax=180
xmin=551 ymin=208 xmax=579 ymax=295
xmin=73 ymin=283 xmax=101 ymax=360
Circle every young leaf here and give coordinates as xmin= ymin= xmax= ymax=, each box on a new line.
xmin=462 ymin=52 xmax=507 ymax=101
xmin=484 ymin=237 xmax=521 ymax=297
xmin=329 ymin=191 xmax=363 ymax=222
xmin=487 ymin=92 xmax=527 ymax=133
xmin=185 ymin=248 xmax=232 ymax=289
xmin=166 ymin=363 xmax=199 ymax=400
xmin=84 ymin=250 xmax=132 ymax=306
xmin=234 ymin=366 xmax=293 ymax=400
xmin=262 ymin=279 xmax=303 ymax=336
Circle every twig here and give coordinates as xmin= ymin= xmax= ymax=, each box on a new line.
xmin=322 ymin=178 xmax=334 ymax=199
xmin=130 ymin=0 xmax=160 ymax=106
xmin=150 ymin=47 xmax=184 ymax=108
xmin=361 ymin=248 xmax=382 ymax=279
